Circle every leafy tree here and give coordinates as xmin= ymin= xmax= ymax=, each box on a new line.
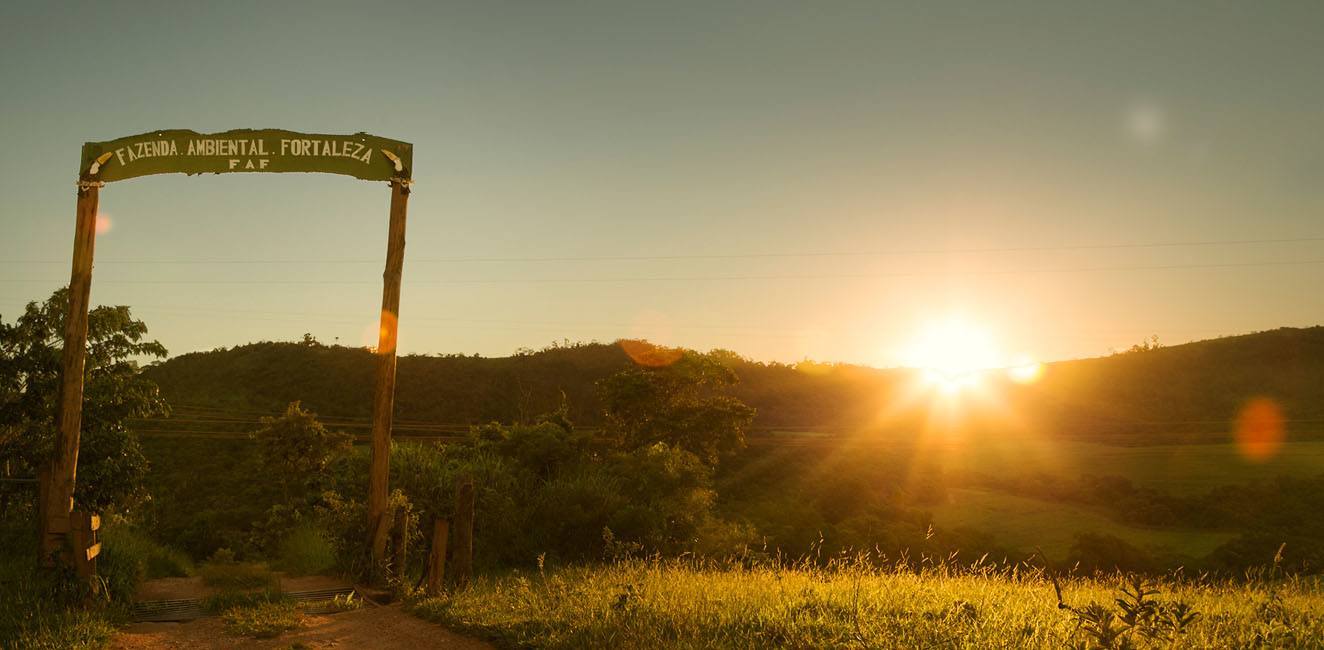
xmin=250 ymin=401 xmax=351 ymax=500
xmin=598 ymin=348 xmax=755 ymax=463
xmin=0 ymin=288 xmax=167 ymax=512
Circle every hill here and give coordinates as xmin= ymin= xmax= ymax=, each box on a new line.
xmin=141 ymin=327 xmax=1324 ymax=440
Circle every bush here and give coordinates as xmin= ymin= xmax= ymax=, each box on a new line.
xmin=275 ymin=524 xmax=337 ymax=576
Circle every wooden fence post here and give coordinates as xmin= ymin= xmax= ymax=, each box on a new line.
xmin=39 ymin=182 xmax=99 ymax=567
xmin=426 ymin=518 xmax=449 ymax=596
xmin=367 ymin=179 xmax=409 ymax=576
xmin=391 ymin=507 xmax=409 ymax=582
xmin=452 ymin=478 xmax=475 ymax=589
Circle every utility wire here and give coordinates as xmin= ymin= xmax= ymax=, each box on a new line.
xmin=2 ymin=235 xmax=1322 ymax=265
xmin=4 ymin=257 xmax=1324 ymax=285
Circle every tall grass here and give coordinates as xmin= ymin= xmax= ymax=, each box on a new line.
xmin=99 ymin=525 xmax=193 ymax=586
xmin=410 ymin=556 xmax=1324 ymax=649
xmin=0 ymin=521 xmax=156 ymax=649
xmin=274 ymin=524 xmax=337 ymax=576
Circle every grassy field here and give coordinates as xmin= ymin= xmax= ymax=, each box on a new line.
xmin=925 ymin=437 xmax=1324 ymax=494
xmin=929 ymin=488 xmax=1234 ymax=560
xmin=410 ymin=559 xmax=1324 ymax=649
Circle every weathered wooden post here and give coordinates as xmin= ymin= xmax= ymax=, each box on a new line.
xmin=452 ymin=478 xmax=475 ymax=589
xmin=69 ymin=511 xmax=101 ymax=578
xmin=426 ymin=518 xmax=449 ymax=596
xmin=391 ymin=506 xmax=410 ymax=581
xmin=367 ymin=178 xmax=410 ymax=575
xmin=38 ymin=180 xmax=100 ymax=565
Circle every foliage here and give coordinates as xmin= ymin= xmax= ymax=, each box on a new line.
xmin=138 ymin=436 xmax=266 ymax=559
xmin=0 ymin=517 xmax=138 ymax=650
xmin=1053 ymin=574 xmax=1200 ymax=649
xmin=274 ymin=523 xmax=337 ymax=576
xmin=251 ymin=401 xmax=351 ymax=500
xmin=0 ymin=288 xmax=168 ymax=511
xmin=599 ymin=348 xmax=756 ymax=463
xmin=99 ymin=523 xmax=193 ymax=584
xmin=312 ymin=490 xmax=370 ymax=577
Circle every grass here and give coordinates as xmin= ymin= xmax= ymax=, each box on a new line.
xmin=203 ymin=587 xmax=288 ymax=614
xmin=99 ymin=525 xmax=194 ymax=581
xmin=0 ymin=519 xmax=133 ymax=649
xmin=409 ymin=559 xmax=1324 ymax=649
xmin=930 ymin=438 xmax=1324 ymax=495
xmin=929 ymin=488 xmax=1235 ymax=560
xmin=221 ymin=600 xmax=306 ymax=639
xmin=203 ymin=586 xmax=305 ymax=639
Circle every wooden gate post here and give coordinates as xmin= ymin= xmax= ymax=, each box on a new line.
xmin=70 ymin=511 xmax=102 ymax=578
xmin=39 ymin=181 xmax=100 ymax=566
xmin=367 ymin=179 xmax=409 ymax=574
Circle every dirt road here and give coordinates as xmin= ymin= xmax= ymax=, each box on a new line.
xmin=110 ymin=603 xmax=493 ymax=650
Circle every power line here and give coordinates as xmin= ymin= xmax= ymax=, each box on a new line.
xmin=4 ymin=257 xmax=1324 ymax=285
xmin=2 ymin=235 xmax=1322 ymax=265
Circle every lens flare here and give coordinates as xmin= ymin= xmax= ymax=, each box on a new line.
xmin=363 ymin=310 xmax=399 ymax=353
xmin=1235 ymin=397 xmax=1285 ymax=462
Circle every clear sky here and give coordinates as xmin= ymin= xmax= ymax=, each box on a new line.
xmin=2 ymin=2 xmax=1321 ymax=367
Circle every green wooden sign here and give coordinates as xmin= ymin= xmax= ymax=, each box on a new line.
xmin=80 ymin=129 xmax=412 ymax=183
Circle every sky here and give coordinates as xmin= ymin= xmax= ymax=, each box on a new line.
xmin=1 ymin=2 xmax=1321 ymax=368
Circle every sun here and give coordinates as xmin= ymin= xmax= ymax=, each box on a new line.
xmin=902 ymin=318 xmax=1002 ymax=393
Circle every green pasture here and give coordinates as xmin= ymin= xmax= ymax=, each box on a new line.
xmin=926 ymin=437 xmax=1324 ymax=494
xmin=928 ymin=488 xmax=1234 ymax=561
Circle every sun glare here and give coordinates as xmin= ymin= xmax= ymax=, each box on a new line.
xmin=902 ymin=318 xmax=1002 ymax=394
xmin=1006 ymin=356 xmax=1045 ymax=384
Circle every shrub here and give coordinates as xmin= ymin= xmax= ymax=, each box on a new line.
xmin=275 ymin=524 xmax=337 ymax=576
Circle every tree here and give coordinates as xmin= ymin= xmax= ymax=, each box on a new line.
xmin=250 ymin=401 xmax=351 ymax=500
xmin=0 ymin=288 xmax=168 ymax=511
xmin=598 ymin=346 xmax=755 ymax=463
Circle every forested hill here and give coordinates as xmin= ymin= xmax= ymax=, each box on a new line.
xmin=141 ymin=327 xmax=1324 ymax=439
xmin=141 ymin=340 xmax=900 ymax=431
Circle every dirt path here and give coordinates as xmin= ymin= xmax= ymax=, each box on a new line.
xmin=110 ymin=603 xmax=493 ymax=650
xmin=134 ymin=575 xmax=351 ymax=601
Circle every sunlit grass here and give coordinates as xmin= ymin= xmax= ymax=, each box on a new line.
xmin=410 ymin=558 xmax=1324 ymax=649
